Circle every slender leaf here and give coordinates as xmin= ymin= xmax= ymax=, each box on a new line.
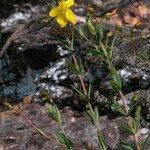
xmin=88 ymin=48 xmax=106 ymax=59
xmin=78 ymin=26 xmax=86 ymax=38
xmin=121 ymin=144 xmax=134 ymax=150
xmin=67 ymin=61 xmax=81 ymax=76
xmin=96 ymin=23 xmax=104 ymax=43
xmin=110 ymin=80 xmax=122 ymax=91
xmin=56 ymin=131 xmax=73 ymax=150
xmin=138 ymin=50 xmax=149 ymax=63
xmin=100 ymin=42 xmax=108 ymax=59
xmin=86 ymin=15 xmax=96 ymax=36
xmin=111 ymin=99 xmax=127 ymax=115
xmin=121 ymin=125 xmax=135 ymax=135
xmin=111 ymin=33 xmax=116 ymax=49
xmin=128 ymin=100 xmax=140 ymax=115
xmin=86 ymin=104 xmax=95 ymax=124
xmin=98 ymin=132 xmax=107 ymax=150
xmin=78 ymin=57 xmax=85 ymax=75
xmin=71 ymin=85 xmax=86 ymax=100
xmin=134 ymin=106 xmax=141 ymax=132
xmin=93 ymin=106 xmax=100 ymax=125
xmin=47 ymin=104 xmax=61 ymax=123
xmin=109 ymin=66 xmax=122 ymax=90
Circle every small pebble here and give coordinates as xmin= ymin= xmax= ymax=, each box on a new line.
xmin=141 ymin=128 xmax=149 ymax=135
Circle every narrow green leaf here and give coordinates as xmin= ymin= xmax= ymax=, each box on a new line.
xmin=78 ymin=58 xmax=85 ymax=75
xmin=94 ymin=106 xmax=100 ymax=125
xmin=121 ymin=125 xmax=135 ymax=135
xmin=88 ymin=48 xmax=106 ymax=58
xmin=98 ymin=132 xmax=107 ymax=150
xmin=111 ymin=33 xmax=116 ymax=49
xmin=110 ymin=80 xmax=122 ymax=91
xmin=111 ymin=99 xmax=127 ymax=115
xmin=86 ymin=15 xmax=96 ymax=36
xmin=138 ymin=50 xmax=149 ymax=63
xmin=56 ymin=131 xmax=73 ymax=150
xmin=67 ymin=61 xmax=81 ymax=76
xmin=78 ymin=26 xmax=85 ymax=37
xmin=47 ymin=104 xmax=61 ymax=123
xmin=86 ymin=105 xmax=95 ymax=124
xmin=134 ymin=106 xmax=141 ymax=131
xmin=110 ymin=67 xmax=122 ymax=90
xmin=65 ymin=44 xmax=72 ymax=52
xmin=86 ymin=109 xmax=94 ymax=124
xmin=128 ymin=100 xmax=140 ymax=115
xmin=107 ymin=46 xmax=113 ymax=61
xmin=71 ymin=85 xmax=86 ymax=100
xmin=100 ymin=42 xmax=108 ymax=58
xmin=97 ymin=23 xmax=104 ymax=42
xmin=66 ymin=33 xmax=74 ymax=52
xmin=55 ymin=105 xmax=62 ymax=124
xmin=121 ymin=144 xmax=134 ymax=150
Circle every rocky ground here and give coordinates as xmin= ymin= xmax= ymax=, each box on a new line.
xmin=0 ymin=0 xmax=150 ymax=149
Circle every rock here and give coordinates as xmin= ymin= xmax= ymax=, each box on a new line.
xmin=0 ymin=15 xmax=150 ymax=108
xmin=0 ymin=1 xmax=48 ymax=58
xmin=0 ymin=0 xmax=43 ymax=19
xmin=1 ymin=101 xmax=149 ymax=149
xmin=0 ymin=102 xmax=119 ymax=150
xmin=0 ymin=1 xmax=75 ymax=102
xmin=0 ymin=4 xmax=48 ymax=34
xmin=2 ymin=17 xmax=75 ymax=69
xmin=0 ymin=63 xmax=73 ymax=106
xmin=1 ymin=95 xmax=150 ymax=149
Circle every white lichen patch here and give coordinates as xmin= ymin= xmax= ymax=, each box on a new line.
xmin=57 ymin=45 xmax=68 ymax=56
xmin=0 ymin=5 xmax=44 ymax=31
xmin=1 ymin=12 xmax=31 ymax=28
xmin=118 ymin=69 xmax=131 ymax=82
xmin=42 ymin=58 xmax=68 ymax=82
xmin=50 ymin=85 xmax=64 ymax=97
xmin=1 ymin=58 xmax=69 ymax=100
xmin=140 ymin=128 xmax=149 ymax=135
xmin=142 ymin=73 xmax=149 ymax=80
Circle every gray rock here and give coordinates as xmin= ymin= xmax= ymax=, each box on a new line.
xmin=0 ymin=103 xmax=119 ymax=150
xmin=0 ymin=16 xmax=150 ymax=105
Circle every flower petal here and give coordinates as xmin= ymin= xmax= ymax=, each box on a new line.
xmin=56 ymin=14 xmax=68 ymax=27
xmin=49 ymin=7 xmax=60 ymax=17
xmin=65 ymin=9 xmax=76 ymax=24
xmin=65 ymin=0 xmax=74 ymax=8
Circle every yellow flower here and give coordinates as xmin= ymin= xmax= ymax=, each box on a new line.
xmin=49 ymin=0 xmax=76 ymax=27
